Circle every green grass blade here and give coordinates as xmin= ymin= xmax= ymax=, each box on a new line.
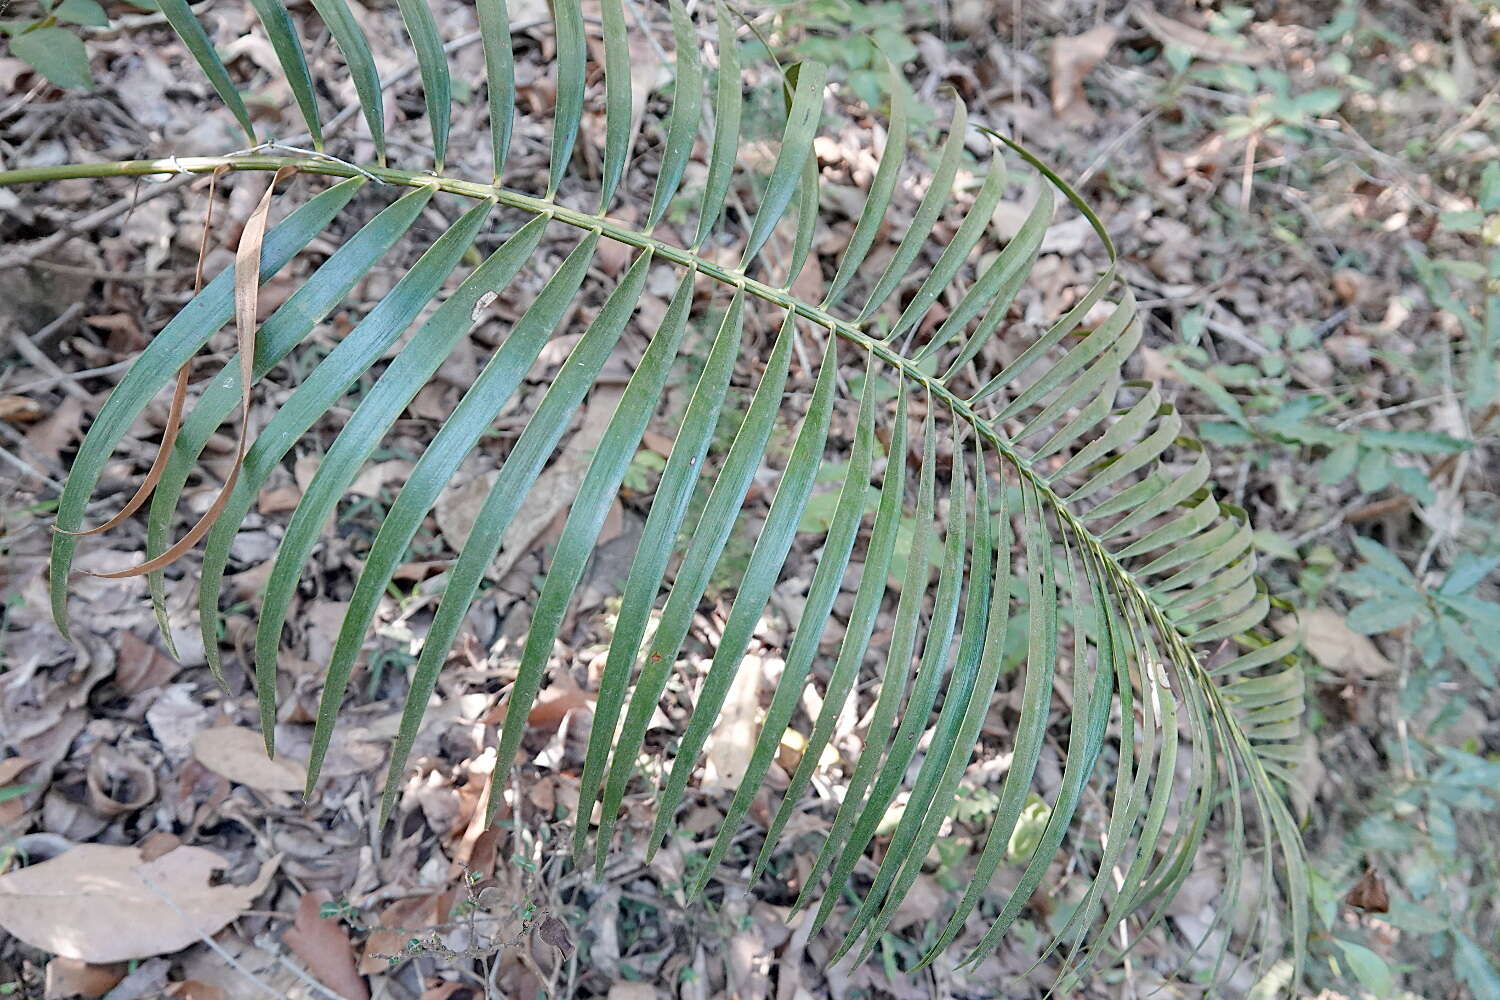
xmin=309 ymin=0 xmax=386 ymax=163
xmin=145 ymin=186 xmax=434 ymax=659
xmin=692 ymin=2 xmax=742 ymax=249
xmin=193 ymin=198 xmax=495 ymax=727
xmin=598 ymin=311 xmax=796 ymax=864
xmin=404 ymin=242 xmax=643 ymax=829
xmin=858 ymin=94 xmax=966 ymax=323
xmin=598 ymin=0 xmax=631 ymax=211
xmin=696 ymin=357 xmax=878 ymax=891
xmin=548 ymin=0 xmax=586 ymax=198
xmin=253 ymin=210 xmax=551 ymax=751
xmin=577 ymin=291 xmax=747 ymax=867
xmin=246 ymin=0 xmax=322 ymax=148
xmin=823 ymin=58 xmax=908 ymax=310
xmin=753 ymin=387 xmax=908 ymax=881
xmin=314 ymin=223 xmax=596 ymax=797
xmin=651 ymin=335 xmax=839 ymax=859
xmin=393 ymin=0 xmax=450 ymax=170
xmin=49 ymin=177 xmax=362 ymax=637
xmin=792 ymin=401 xmax=938 ymax=916
xmin=741 ymin=61 xmax=827 ymax=267
xmin=647 ymin=0 xmax=702 ymax=229
xmin=157 ymin=0 xmax=256 ymax=144
xmin=475 ymin=0 xmax=514 ymax=181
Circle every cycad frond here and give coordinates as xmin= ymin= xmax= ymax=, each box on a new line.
xmin=6 ymin=0 xmax=1309 ymax=986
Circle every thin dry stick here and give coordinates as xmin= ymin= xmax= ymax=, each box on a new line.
xmin=4 ymin=303 xmax=88 ymax=400
xmin=132 ymin=867 xmax=285 ymax=1000
xmin=0 ymin=173 xmax=197 ymax=271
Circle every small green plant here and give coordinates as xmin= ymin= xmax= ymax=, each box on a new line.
xmin=1338 ymin=538 xmax=1500 ymax=686
xmin=0 ymin=0 xmax=109 ymax=90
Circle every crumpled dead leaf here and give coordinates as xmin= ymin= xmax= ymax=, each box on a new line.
xmin=43 ymin=957 xmax=125 ymax=999
xmin=283 ymin=890 xmax=370 ymax=1000
xmin=1133 ymin=7 xmax=1270 ymax=65
xmin=1050 ymin=26 xmax=1117 ymax=124
xmin=0 ymin=844 xmax=280 ymax=963
xmin=1273 ymin=608 xmax=1396 ymax=677
xmin=192 ymin=725 xmax=306 ymax=792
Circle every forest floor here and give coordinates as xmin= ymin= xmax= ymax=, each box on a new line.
xmin=1 ymin=1 xmax=1498 ymax=998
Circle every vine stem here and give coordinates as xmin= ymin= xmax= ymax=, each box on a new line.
xmin=2 ymin=152 xmax=1211 ymax=687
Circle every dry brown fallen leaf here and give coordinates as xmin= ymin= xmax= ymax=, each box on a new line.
xmin=1273 ymin=608 xmax=1396 ymax=678
xmin=1133 ymin=7 xmax=1271 ymax=65
xmin=1050 ymin=25 xmax=1117 ymax=124
xmin=283 ymin=890 xmax=370 ymax=1000
xmin=0 ymin=844 xmax=280 ymax=963
xmin=191 ymin=725 xmax=306 ymax=792
xmin=43 ymin=957 xmax=125 ymax=999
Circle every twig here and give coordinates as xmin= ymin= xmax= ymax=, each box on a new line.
xmin=0 ymin=442 xmax=64 ymax=490
xmin=0 ymin=175 xmax=196 ymax=270
xmin=4 ymin=358 xmax=132 ymax=394
xmin=4 ymin=303 xmax=89 ymax=400
xmin=132 ymin=866 xmax=286 ymax=1000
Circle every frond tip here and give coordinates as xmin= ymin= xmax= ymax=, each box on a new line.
xmin=13 ymin=0 xmax=1311 ymax=988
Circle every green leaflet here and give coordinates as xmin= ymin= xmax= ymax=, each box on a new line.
xmin=157 ymin=0 xmax=256 ymax=144
xmin=309 ymin=0 xmax=386 ymax=163
xmin=648 ymin=335 xmax=839 ymax=855
xmin=475 ymin=0 xmax=514 ymax=181
xmin=840 ymin=431 xmax=995 ymax=961
xmin=50 ymin=177 xmax=364 ymax=638
xmin=859 ymin=94 xmax=967 ymax=322
xmin=597 ymin=311 xmax=796 ymax=865
xmin=812 ymin=416 xmax=969 ymax=940
xmin=394 ymin=0 xmax=451 ymax=170
xmin=647 ymin=0 xmax=703 ymax=228
xmin=823 ymin=58 xmax=908 ymax=310
xmin=249 ymin=213 xmax=555 ymax=747
xmin=473 ymin=267 xmax=697 ymax=830
xmin=408 ymin=239 xmax=643 ymax=829
xmin=692 ymin=2 xmax=743 ymax=249
xmin=753 ymin=388 xmax=908 ymax=881
xmin=742 ymin=61 xmax=827 ymax=267
xmin=317 ymin=226 xmax=604 ymax=798
xmin=194 ymin=199 xmax=503 ymax=712
xmin=548 ymin=0 xmax=586 ymax=198
xmin=597 ymin=0 xmax=631 ymax=211
xmin=792 ymin=401 xmax=940 ymax=917
xmin=144 ymin=186 xmax=435 ymax=659
xmin=247 ymin=0 xmax=322 ymax=148
xmin=576 ymin=291 xmax=747 ymax=866
xmin=694 ymin=356 xmax=880 ymax=894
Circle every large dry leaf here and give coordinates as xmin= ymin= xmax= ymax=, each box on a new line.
xmin=1050 ymin=26 xmax=1117 ymax=124
xmin=192 ymin=725 xmax=306 ymax=791
xmin=1273 ymin=609 xmax=1396 ymax=678
xmin=283 ymin=890 xmax=369 ymax=1000
xmin=703 ymin=653 xmax=767 ymax=789
xmin=0 ymin=844 xmax=279 ymax=963
xmin=1133 ymin=7 xmax=1270 ymax=64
